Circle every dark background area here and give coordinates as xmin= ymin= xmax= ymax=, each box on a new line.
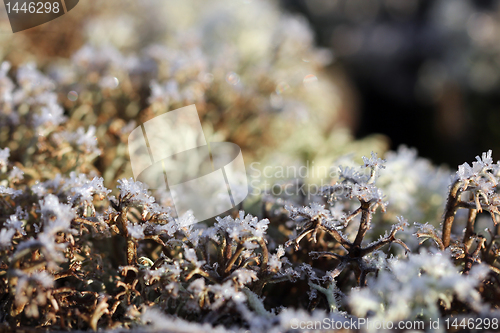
xmin=282 ymin=0 xmax=500 ymax=168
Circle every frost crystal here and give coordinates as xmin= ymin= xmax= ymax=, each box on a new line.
xmin=0 ymin=185 xmax=21 ymax=197
xmin=210 ymin=211 xmax=269 ymax=242
xmin=127 ymin=223 xmax=146 ymax=240
xmin=8 ymin=166 xmax=24 ymax=181
xmin=268 ymin=245 xmax=286 ymax=271
xmin=457 ymin=150 xmax=497 ymax=181
xmin=54 ymin=126 xmax=101 ymax=155
xmin=5 ymin=213 xmax=26 ymax=236
xmin=64 ymin=173 xmax=111 ymax=204
xmin=117 ymin=178 xmax=155 ymax=207
xmin=0 ymin=147 xmax=10 ymax=167
xmin=39 ymin=194 xmax=75 ymax=234
xmin=362 ymin=151 xmax=386 ymax=170
xmin=0 ymin=228 xmax=15 ymax=248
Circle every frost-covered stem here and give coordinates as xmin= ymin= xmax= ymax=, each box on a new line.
xmin=325 ymin=228 xmax=352 ymax=251
xmin=210 ymin=237 xmax=224 ymax=265
xmin=360 ymin=237 xmax=409 ymax=256
xmin=198 ymin=270 xmax=219 ymax=284
xmin=257 ymin=238 xmax=269 ymax=273
xmin=224 ymin=244 xmax=244 ymax=275
xmin=310 ymin=251 xmax=345 ymax=261
xmin=126 ymin=239 xmax=137 ymax=265
xmin=242 ymin=287 xmax=273 ymax=318
xmin=73 ymin=217 xmax=100 ymax=233
xmin=359 ymin=266 xmax=377 ymax=287
xmin=253 ymin=238 xmax=269 ymax=295
xmin=115 ymin=207 xmax=136 ymax=265
xmin=464 ymin=237 xmax=486 ymax=275
xmin=367 ymin=166 xmax=378 ymax=185
xmin=291 ymin=227 xmax=314 ymax=247
xmin=308 ymin=281 xmax=341 ymax=312
xmin=415 ymin=231 xmax=445 ymax=251
xmin=483 ymin=230 xmax=500 ymax=264
xmin=224 ymin=234 xmax=232 ymax=262
xmin=116 ymin=207 xmax=129 ymax=235
xmin=353 ymin=201 xmax=371 ymax=248
xmin=464 ymin=209 xmax=477 ymax=245
xmin=442 ymin=179 xmax=462 ymax=248
xmin=342 ymin=206 xmax=362 ymax=227
xmin=488 ymin=264 xmax=500 ymax=275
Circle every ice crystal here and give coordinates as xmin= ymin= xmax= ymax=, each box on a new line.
xmin=117 ymin=178 xmax=155 ymax=207
xmin=457 ymin=150 xmax=498 ymax=181
xmin=210 ymin=211 xmax=270 ymax=242
xmin=0 ymin=147 xmax=10 ymax=167
xmin=126 ymin=223 xmax=147 ymax=240
xmin=0 ymin=185 xmax=21 ymax=197
xmin=39 ymin=194 xmax=75 ymax=234
xmin=0 ymin=228 xmax=15 ymax=248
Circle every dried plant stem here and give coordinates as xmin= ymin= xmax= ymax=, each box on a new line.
xmin=442 ymin=180 xmax=462 ymax=248
xmin=464 ymin=209 xmax=477 ymax=245
xmin=464 ymin=236 xmax=486 ymax=275
xmin=353 ymin=201 xmax=371 ymax=248
xmin=224 ymin=244 xmax=244 ymax=275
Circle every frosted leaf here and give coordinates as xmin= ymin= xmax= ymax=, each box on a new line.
xmin=351 ymin=183 xmax=386 ymax=204
xmin=457 ymin=162 xmax=476 ymax=181
xmin=165 ymin=281 xmax=180 ymax=297
xmin=0 ymin=228 xmax=15 ymax=248
xmin=414 ymin=221 xmax=438 ymax=234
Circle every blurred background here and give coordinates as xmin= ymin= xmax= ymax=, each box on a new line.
xmin=283 ymin=0 xmax=500 ymax=167
xmin=1 ymin=0 xmax=500 ymax=172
